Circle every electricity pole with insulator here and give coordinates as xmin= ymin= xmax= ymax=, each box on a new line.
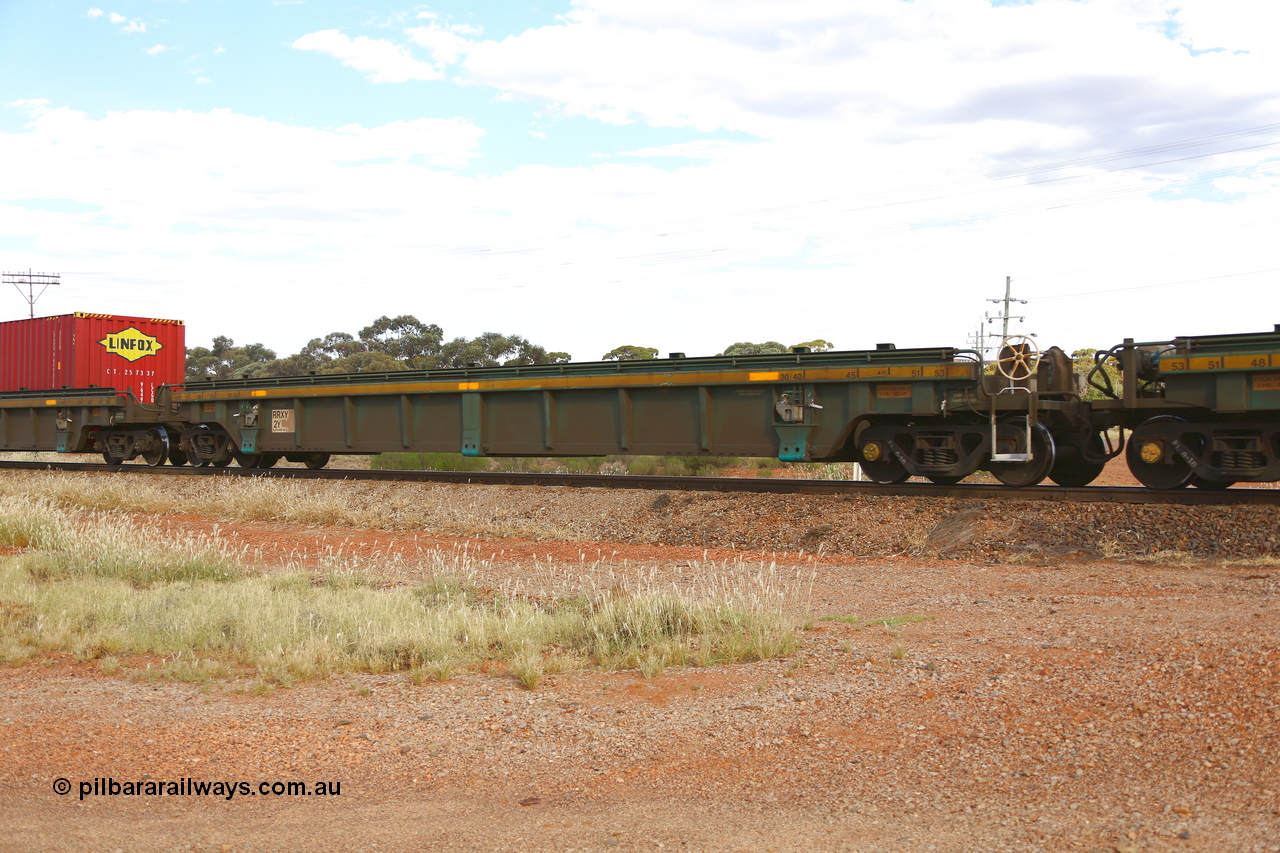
xmin=3 ymin=269 xmax=60 ymax=318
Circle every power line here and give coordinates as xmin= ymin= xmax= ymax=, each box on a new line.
xmin=3 ymin=269 xmax=59 ymax=318
xmin=985 ymin=122 xmax=1280 ymax=180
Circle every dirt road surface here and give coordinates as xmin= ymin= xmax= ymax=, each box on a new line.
xmin=1 ymin=486 xmax=1277 ymax=852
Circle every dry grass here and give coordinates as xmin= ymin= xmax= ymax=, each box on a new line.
xmin=1097 ymin=539 xmax=1202 ymax=565
xmin=817 ymin=613 xmax=934 ymax=633
xmin=0 ymin=471 xmax=580 ymax=540
xmin=0 ymin=494 xmax=246 ymax=585
xmin=0 ymin=493 xmax=806 ymax=687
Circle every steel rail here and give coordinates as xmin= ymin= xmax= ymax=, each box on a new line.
xmin=1 ymin=460 xmax=1277 ymax=505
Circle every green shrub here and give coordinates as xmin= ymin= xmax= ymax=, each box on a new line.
xmin=560 ymin=457 xmax=605 ymax=474
xmin=626 ymin=456 xmax=661 ymax=476
xmin=372 ymin=452 xmax=489 ymax=472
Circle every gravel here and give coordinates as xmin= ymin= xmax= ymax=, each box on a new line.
xmin=421 ymin=483 xmax=1280 ymax=560
xmin=0 ymin=479 xmax=1277 ymax=851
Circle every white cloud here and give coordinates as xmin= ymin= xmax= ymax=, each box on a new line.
xmin=0 ymin=107 xmax=487 ymax=252
xmin=101 ymin=11 xmax=146 ymax=33
xmin=620 ymin=140 xmax=741 ymax=160
xmin=10 ymin=98 xmax=52 ymax=113
xmin=291 ymin=30 xmax=441 ymax=83
xmin=405 ymin=23 xmax=475 ymax=65
xmin=1166 ymin=0 xmax=1280 ymax=54
xmin=145 ymin=44 xmax=172 ymax=57
xmin=214 ymin=44 xmax=226 ymax=55
xmin=456 ymin=0 xmax=1280 ymax=153
xmin=6 ymin=2 xmax=1280 ymax=358
xmin=195 ymin=77 xmax=211 ymax=84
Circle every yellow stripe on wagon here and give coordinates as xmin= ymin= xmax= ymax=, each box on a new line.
xmin=173 ymin=362 xmax=978 ymax=402
xmin=1162 ymin=352 xmax=1279 ymax=371
xmin=0 ymin=396 xmax=117 ymax=409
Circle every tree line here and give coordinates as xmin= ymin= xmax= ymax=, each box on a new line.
xmin=185 ymin=316 xmax=572 ymax=382
xmin=187 ymin=318 xmax=1112 ymax=395
xmin=186 ymin=315 xmax=840 ymax=382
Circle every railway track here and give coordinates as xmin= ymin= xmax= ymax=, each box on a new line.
xmin=1 ymin=460 xmax=1277 ymax=506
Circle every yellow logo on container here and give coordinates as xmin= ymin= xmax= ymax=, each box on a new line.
xmin=99 ymin=327 xmax=163 ymax=362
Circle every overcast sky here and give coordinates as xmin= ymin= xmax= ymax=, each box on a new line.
xmin=1 ymin=0 xmax=1278 ymax=361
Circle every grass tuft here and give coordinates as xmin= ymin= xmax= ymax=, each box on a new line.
xmin=0 ymin=494 xmax=806 ymax=685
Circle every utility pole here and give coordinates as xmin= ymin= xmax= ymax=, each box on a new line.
xmin=3 ymin=269 xmax=60 ymax=318
xmin=984 ymin=275 xmax=1033 ymax=347
xmin=966 ymin=321 xmax=987 ymax=359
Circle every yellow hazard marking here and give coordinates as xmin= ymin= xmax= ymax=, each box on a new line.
xmin=75 ymin=312 xmax=182 ymax=325
xmin=251 ymin=390 xmax=267 ymax=397
xmin=458 ymin=382 xmax=480 ymax=390
xmin=45 ymin=400 xmax=57 ymax=405
xmin=749 ymin=372 xmax=780 ymax=381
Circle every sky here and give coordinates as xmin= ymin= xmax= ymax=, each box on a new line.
xmin=1 ymin=0 xmax=1278 ymax=361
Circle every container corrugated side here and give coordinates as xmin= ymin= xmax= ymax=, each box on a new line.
xmin=0 ymin=313 xmax=185 ymax=403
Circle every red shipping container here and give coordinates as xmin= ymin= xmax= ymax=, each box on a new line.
xmin=0 ymin=312 xmax=186 ymax=403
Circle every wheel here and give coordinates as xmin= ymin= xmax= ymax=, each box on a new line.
xmin=258 ymin=454 xmax=281 ymax=469
xmin=140 ymin=428 xmax=169 ymax=468
xmin=101 ymin=449 xmax=124 ymax=466
xmin=988 ymin=419 xmax=1056 ymax=487
xmin=1126 ymin=416 xmax=1193 ymax=490
xmin=233 ymin=451 xmax=264 ymax=468
xmin=861 ymin=458 xmax=909 ymax=484
xmin=208 ymin=444 xmax=234 ymax=468
xmin=857 ymin=438 xmax=908 ymax=484
xmin=926 ymin=475 xmax=964 ymax=485
xmin=1191 ymin=476 xmax=1235 ymax=490
xmin=303 ymin=453 xmax=331 ymax=470
xmin=168 ymin=448 xmax=189 ymax=467
xmin=1048 ymin=432 xmax=1108 ymax=487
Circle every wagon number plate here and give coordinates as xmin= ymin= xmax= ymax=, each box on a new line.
xmin=271 ymin=409 xmax=296 ymax=433
xmin=875 ymin=384 xmax=912 ymax=399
